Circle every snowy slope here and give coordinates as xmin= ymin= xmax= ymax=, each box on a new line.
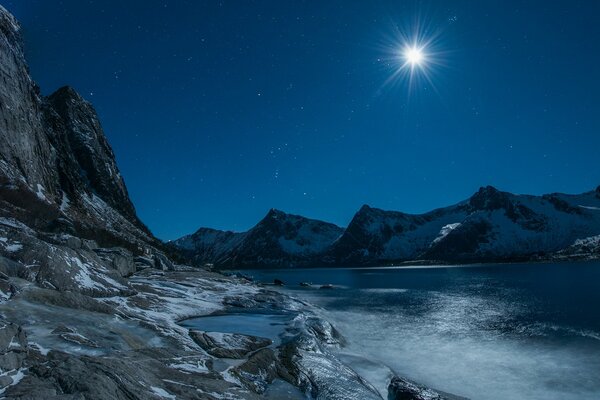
xmin=176 ymin=186 xmax=600 ymax=267
xmin=173 ymin=209 xmax=344 ymax=268
xmin=424 ymin=186 xmax=600 ymax=261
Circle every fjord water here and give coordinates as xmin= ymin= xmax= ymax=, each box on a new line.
xmin=243 ymin=262 xmax=600 ymax=400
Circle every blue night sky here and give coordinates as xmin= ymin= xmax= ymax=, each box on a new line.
xmin=4 ymin=1 xmax=600 ymax=239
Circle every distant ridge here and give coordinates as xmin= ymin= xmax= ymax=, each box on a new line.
xmin=174 ymin=185 xmax=600 ymax=268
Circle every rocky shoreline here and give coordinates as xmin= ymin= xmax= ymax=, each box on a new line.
xmin=0 ymin=242 xmax=452 ymax=399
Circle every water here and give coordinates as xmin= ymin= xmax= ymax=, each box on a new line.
xmin=180 ymin=311 xmax=294 ymax=345
xmin=240 ymin=261 xmax=600 ymax=400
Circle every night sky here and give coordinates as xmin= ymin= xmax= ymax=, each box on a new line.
xmin=4 ymin=1 xmax=600 ymax=239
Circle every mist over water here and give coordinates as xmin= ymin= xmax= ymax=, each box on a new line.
xmin=244 ymin=262 xmax=600 ymax=400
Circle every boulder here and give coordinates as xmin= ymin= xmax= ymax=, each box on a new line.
xmin=387 ymin=376 xmax=449 ymax=400
xmin=95 ymin=247 xmax=136 ymax=277
xmin=231 ymin=348 xmax=285 ymax=394
xmin=153 ymin=251 xmax=174 ymax=271
xmin=189 ymin=330 xmax=271 ymax=359
xmin=0 ymin=322 xmax=27 ymax=374
xmin=134 ymin=256 xmax=155 ymax=271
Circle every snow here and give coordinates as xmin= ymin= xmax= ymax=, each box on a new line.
xmin=60 ymin=192 xmax=70 ymax=211
xmin=99 ymin=272 xmax=261 ymax=351
xmin=64 ymin=255 xmax=126 ymax=293
xmin=169 ymin=360 xmax=210 ymax=374
xmin=4 ymin=243 xmax=22 ymax=252
xmin=432 ymin=223 xmax=462 ymax=244
xmin=29 ymin=341 xmax=51 ymax=355
xmin=579 ymin=205 xmax=600 ymax=211
xmin=340 ymin=189 xmax=600 ymax=261
xmin=150 ymin=386 xmax=176 ymax=399
xmin=0 ymin=368 xmax=27 ymax=394
xmin=35 ymin=184 xmax=47 ymax=201
xmin=278 ymin=219 xmax=343 ymax=255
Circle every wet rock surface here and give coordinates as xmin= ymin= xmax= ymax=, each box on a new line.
xmin=189 ymin=330 xmax=272 ymax=359
xmin=387 ymin=376 xmax=452 ymax=400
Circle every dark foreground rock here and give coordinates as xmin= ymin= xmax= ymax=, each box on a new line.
xmin=388 ymin=376 xmax=450 ymax=400
xmin=189 ymin=330 xmax=272 ymax=359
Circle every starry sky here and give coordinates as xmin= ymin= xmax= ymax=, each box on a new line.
xmin=4 ymin=0 xmax=600 ymax=239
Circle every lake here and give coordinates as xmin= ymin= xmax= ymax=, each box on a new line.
xmin=239 ymin=261 xmax=600 ymax=400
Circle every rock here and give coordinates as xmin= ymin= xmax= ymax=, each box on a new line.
xmin=387 ymin=376 xmax=449 ymax=400
xmin=231 ymin=348 xmax=284 ymax=394
xmin=274 ymin=279 xmax=285 ymax=286
xmin=319 ymin=284 xmax=334 ymax=289
xmin=134 ymin=256 xmax=155 ymax=270
xmin=279 ymin=332 xmax=381 ymax=400
xmin=59 ymin=333 xmax=99 ymax=348
xmin=304 ymin=317 xmax=345 ymax=346
xmin=0 ymin=321 xmax=27 ymax=373
xmin=95 ymin=247 xmax=136 ymax=277
xmin=50 ymin=324 xmax=76 ymax=335
xmin=189 ymin=330 xmax=272 ymax=359
xmin=153 ymin=251 xmax=174 ymax=271
xmin=299 ymin=282 xmax=311 ymax=287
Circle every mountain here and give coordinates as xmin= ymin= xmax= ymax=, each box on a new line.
xmin=174 ymin=209 xmax=344 ymax=268
xmin=0 ymin=8 xmax=157 ymax=253
xmin=422 ymin=186 xmax=600 ymax=262
xmin=176 ymin=186 xmax=600 ymax=268
xmin=0 ymin=4 xmax=178 ymax=297
xmin=327 ymin=186 xmax=600 ymax=265
xmin=325 ymin=202 xmax=470 ymax=264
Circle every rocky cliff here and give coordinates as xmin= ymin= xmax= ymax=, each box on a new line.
xmin=0 ymin=6 xmax=157 ymax=253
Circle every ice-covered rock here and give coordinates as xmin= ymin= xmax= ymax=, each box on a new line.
xmin=189 ymin=330 xmax=272 ymax=359
xmin=387 ymin=376 xmax=450 ymax=400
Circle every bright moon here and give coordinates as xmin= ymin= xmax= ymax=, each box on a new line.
xmin=404 ymin=46 xmax=424 ymax=66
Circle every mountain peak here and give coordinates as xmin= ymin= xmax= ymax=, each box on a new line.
xmin=477 ymin=185 xmax=500 ymax=195
xmin=469 ymin=185 xmax=509 ymax=211
xmin=358 ymin=204 xmax=373 ymax=213
xmin=0 ymin=5 xmax=20 ymax=40
xmin=44 ymin=84 xmax=139 ymax=221
xmin=265 ymin=208 xmax=287 ymax=219
xmin=48 ymin=85 xmax=87 ymax=104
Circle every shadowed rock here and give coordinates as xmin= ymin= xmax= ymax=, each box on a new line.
xmin=387 ymin=376 xmax=452 ymax=400
xmin=189 ymin=330 xmax=272 ymax=359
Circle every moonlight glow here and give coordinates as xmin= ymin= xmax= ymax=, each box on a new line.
xmin=404 ymin=46 xmax=425 ymax=67
xmin=379 ymin=18 xmax=448 ymax=95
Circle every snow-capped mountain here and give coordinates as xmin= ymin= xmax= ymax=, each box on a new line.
xmin=327 ymin=186 xmax=600 ymax=264
xmin=422 ymin=186 xmax=600 ymax=262
xmin=174 ymin=209 xmax=344 ymax=268
xmin=176 ymin=186 xmax=600 ymax=268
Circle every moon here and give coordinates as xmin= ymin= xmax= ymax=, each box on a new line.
xmin=404 ymin=46 xmax=425 ymax=67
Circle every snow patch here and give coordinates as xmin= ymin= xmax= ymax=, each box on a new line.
xmin=35 ymin=184 xmax=47 ymax=201
xmin=4 ymin=243 xmax=22 ymax=253
xmin=432 ymin=223 xmax=462 ymax=244
xmin=150 ymin=386 xmax=176 ymax=399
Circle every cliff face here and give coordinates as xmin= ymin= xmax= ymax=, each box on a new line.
xmin=0 ymin=7 xmax=59 ymax=199
xmin=44 ymin=86 xmax=137 ymax=220
xmin=0 ymin=6 xmax=152 ymax=251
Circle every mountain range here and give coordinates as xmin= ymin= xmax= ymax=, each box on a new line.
xmin=174 ymin=185 xmax=600 ymax=268
xmin=0 ymin=4 xmax=599 ymax=398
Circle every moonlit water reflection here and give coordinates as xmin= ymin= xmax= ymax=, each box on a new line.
xmin=243 ymin=262 xmax=600 ymax=400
